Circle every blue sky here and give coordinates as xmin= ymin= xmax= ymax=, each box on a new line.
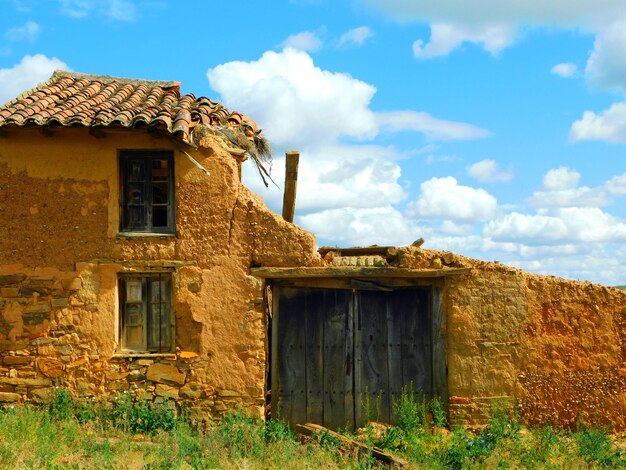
xmin=1 ymin=0 xmax=625 ymax=285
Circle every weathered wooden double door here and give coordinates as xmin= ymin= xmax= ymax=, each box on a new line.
xmin=272 ymin=286 xmax=439 ymax=430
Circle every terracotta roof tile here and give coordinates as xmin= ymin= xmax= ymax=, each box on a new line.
xmin=0 ymin=70 xmax=260 ymax=145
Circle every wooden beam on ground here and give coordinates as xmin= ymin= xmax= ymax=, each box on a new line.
xmin=282 ymin=150 xmax=299 ymax=223
xmin=251 ymin=266 xmax=470 ymax=279
xmin=295 ymin=423 xmax=410 ymax=468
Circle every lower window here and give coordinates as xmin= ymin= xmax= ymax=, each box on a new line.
xmin=119 ymin=273 xmax=173 ymax=353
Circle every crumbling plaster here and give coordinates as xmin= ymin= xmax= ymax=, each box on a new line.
xmin=0 ymin=127 xmax=624 ymax=429
xmin=0 ymin=127 xmax=319 ymax=420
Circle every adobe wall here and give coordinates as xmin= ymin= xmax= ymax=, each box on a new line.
xmin=0 ymin=128 xmax=320 ymax=421
xmin=397 ymin=248 xmax=626 ymax=431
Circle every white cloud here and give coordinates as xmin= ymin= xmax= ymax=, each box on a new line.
xmin=58 ymin=0 xmax=136 ymax=21
xmin=425 ymin=154 xmax=459 ymax=164
xmin=281 ymin=31 xmax=323 ymax=52
xmin=570 ymin=101 xmax=626 ymax=143
xmin=542 ymin=166 xmax=580 ymax=190
xmin=406 ymin=176 xmax=498 ymax=222
xmin=377 ymin=110 xmax=491 ymax=141
xmin=243 ymin=144 xmax=406 ymax=214
xmin=338 ymin=26 xmax=374 ymax=47
xmin=440 ymin=220 xmax=473 ymax=235
xmin=106 ymin=0 xmax=136 ymax=21
xmin=298 ymin=206 xmax=420 ymax=247
xmin=550 ymin=62 xmax=577 ymax=78
xmin=528 ymin=188 xmax=610 ymax=208
xmin=413 ymin=22 xmax=516 ymax=58
xmin=208 ymin=48 xmax=378 ymax=148
xmin=0 ymin=54 xmax=69 ymax=105
xmin=360 ymin=0 xmax=623 ymax=29
xmin=528 ymin=167 xmax=610 ymax=208
xmin=5 ymin=21 xmax=40 ymax=43
xmin=467 ymin=159 xmax=513 ymax=182
xmin=59 ymin=0 xmax=94 ymax=17
xmin=585 ymin=21 xmax=626 ymax=91
xmin=605 ymin=172 xmax=626 ymax=195
xmin=360 ymin=0 xmax=626 ymax=95
xmin=485 ymin=207 xmax=626 ymax=244
xmin=208 ymin=48 xmax=487 ymax=149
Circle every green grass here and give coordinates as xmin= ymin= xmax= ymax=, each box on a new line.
xmin=616 ymin=285 xmax=626 ymax=291
xmin=0 ymin=389 xmax=623 ymax=469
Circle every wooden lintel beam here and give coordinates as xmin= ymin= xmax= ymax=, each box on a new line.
xmin=251 ymin=266 xmax=471 ymax=279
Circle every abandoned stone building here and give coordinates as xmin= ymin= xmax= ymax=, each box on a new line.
xmin=0 ymin=71 xmax=624 ymax=431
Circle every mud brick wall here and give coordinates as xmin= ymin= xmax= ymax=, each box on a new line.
xmin=398 ymin=247 xmax=626 ymax=431
xmin=0 ymin=128 xmax=319 ymax=421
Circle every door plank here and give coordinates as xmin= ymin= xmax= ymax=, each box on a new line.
xmin=344 ymin=291 xmax=355 ymax=431
xmin=386 ymin=290 xmax=404 ymax=424
xmin=357 ymin=291 xmax=390 ymax=426
xmin=275 ymin=287 xmax=307 ymax=426
xmin=399 ymin=289 xmax=432 ymax=398
xmin=305 ymin=289 xmax=324 ymax=424
xmin=323 ymin=289 xmax=351 ymax=429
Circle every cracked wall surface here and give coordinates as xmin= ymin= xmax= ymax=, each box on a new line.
xmin=0 ymin=127 xmax=320 ymax=421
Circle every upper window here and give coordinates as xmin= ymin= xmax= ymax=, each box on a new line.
xmin=119 ymin=273 xmax=173 ymax=353
xmin=120 ymin=150 xmax=175 ymax=234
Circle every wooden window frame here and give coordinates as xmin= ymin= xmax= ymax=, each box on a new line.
xmin=118 ymin=273 xmax=175 ymax=353
xmin=119 ymin=150 xmax=175 ymax=234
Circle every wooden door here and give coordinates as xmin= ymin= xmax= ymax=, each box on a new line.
xmin=273 ymin=286 xmax=437 ymax=430
xmin=273 ymin=287 xmax=354 ymax=429
xmin=355 ymin=288 xmax=432 ymax=427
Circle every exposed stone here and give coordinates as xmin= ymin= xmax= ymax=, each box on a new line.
xmin=29 ymin=387 xmax=55 ymax=403
xmin=30 ymin=336 xmax=58 ymax=346
xmin=105 ymin=371 xmax=129 ymax=381
xmin=0 ymin=377 xmax=52 ymax=387
xmin=449 ymin=396 xmax=471 ymax=405
xmin=0 ymin=340 xmax=28 ymax=351
xmin=37 ymin=358 xmax=65 ymax=377
xmin=0 ymin=274 xmax=26 ymax=286
xmin=51 ymin=298 xmax=69 ymax=307
xmin=2 ymin=355 xmax=32 ymax=366
xmin=66 ymin=357 xmax=88 ymax=369
xmin=178 ymin=351 xmax=199 ymax=360
xmin=128 ymin=370 xmax=146 ymax=382
xmin=0 ymin=287 xmax=19 ymax=297
xmin=218 ymin=389 xmax=240 ymax=397
xmin=146 ymin=363 xmax=185 ymax=386
xmin=155 ymin=384 xmax=179 ymax=399
xmin=180 ymin=383 xmax=203 ymax=399
xmin=56 ymin=344 xmax=74 ymax=356
xmin=0 ymin=392 xmax=21 ymax=402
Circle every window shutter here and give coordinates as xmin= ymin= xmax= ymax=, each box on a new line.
xmin=147 ymin=276 xmax=172 ymax=352
xmin=121 ymin=278 xmax=147 ymax=350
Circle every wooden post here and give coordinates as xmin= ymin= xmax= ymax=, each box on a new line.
xmin=282 ymin=150 xmax=299 ymax=223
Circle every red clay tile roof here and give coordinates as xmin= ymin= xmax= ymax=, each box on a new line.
xmin=0 ymin=70 xmax=259 ymax=145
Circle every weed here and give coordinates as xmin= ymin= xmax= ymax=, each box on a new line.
xmin=576 ymin=428 xmax=624 ymax=467
xmin=393 ymin=383 xmax=427 ymax=435
xmin=430 ymin=396 xmax=447 ymax=428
